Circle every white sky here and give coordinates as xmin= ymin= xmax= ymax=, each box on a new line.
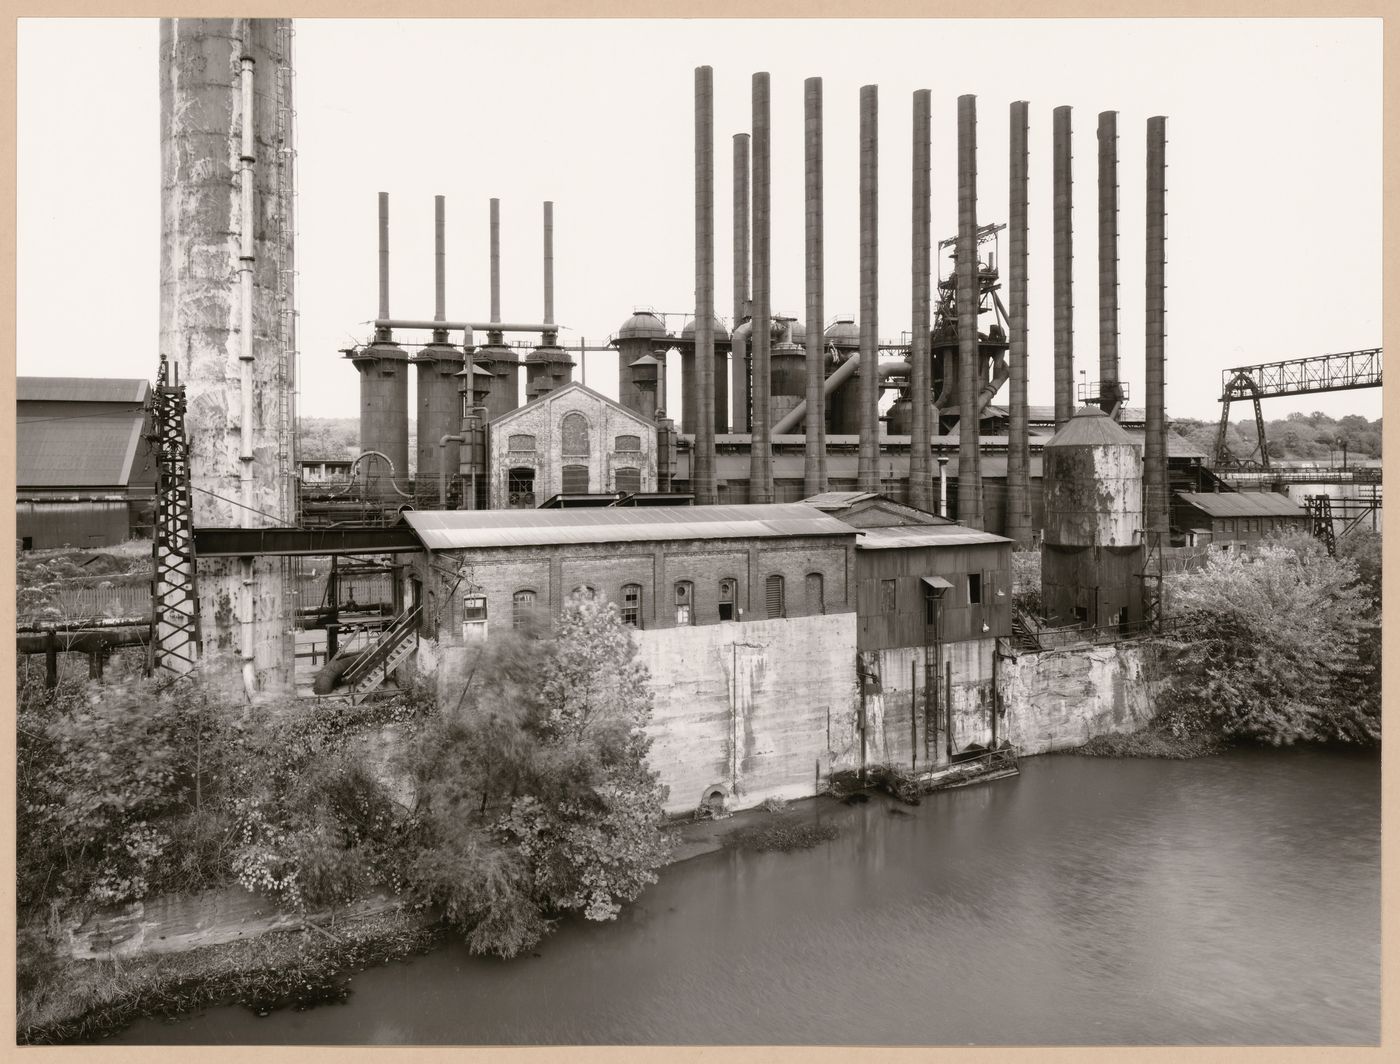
xmin=17 ymin=17 xmax=1384 ymax=423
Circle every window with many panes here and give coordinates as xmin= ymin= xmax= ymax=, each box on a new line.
xmin=675 ymin=581 xmax=693 ymax=625
xmin=718 ymin=578 xmax=737 ymax=621
xmin=508 ymin=467 xmax=536 ymax=508
xmin=621 ymin=583 xmax=642 ymax=627
xmin=765 ymin=574 xmax=785 ymax=619
xmin=513 ymin=590 xmax=535 ymax=628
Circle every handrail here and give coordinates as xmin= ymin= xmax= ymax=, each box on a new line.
xmin=342 ymin=605 xmax=422 ymax=688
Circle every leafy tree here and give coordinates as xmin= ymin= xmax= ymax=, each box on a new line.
xmin=1160 ymin=540 xmax=1379 ymax=745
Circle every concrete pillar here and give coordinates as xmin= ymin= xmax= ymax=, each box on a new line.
xmin=956 ymin=94 xmax=983 ymax=529
xmin=1053 ymin=105 xmax=1074 ymax=428
xmin=909 ymin=88 xmax=932 ymax=512
xmin=1007 ymin=101 xmax=1032 ymax=548
xmin=857 ymin=84 xmax=880 ymax=494
xmin=804 ymin=76 xmax=829 ymax=497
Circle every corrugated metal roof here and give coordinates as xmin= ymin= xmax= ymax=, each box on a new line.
xmin=1044 ymin=405 xmax=1138 ymax=449
xmin=854 ymin=524 xmax=1010 ymax=550
xmin=404 ymin=503 xmax=857 ymax=551
xmin=802 ymin=490 xmax=880 ymax=510
xmin=18 ymin=377 xmax=150 ymax=403
xmin=1175 ymin=492 xmax=1308 ymax=518
xmin=17 ymin=414 xmax=148 ymax=488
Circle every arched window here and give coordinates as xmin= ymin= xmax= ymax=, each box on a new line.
xmin=513 ymin=590 xmax=536 ymax=628
xmin=614 ymin=434 xmax=642 ymax=452
xmin=674 ymin=580 xmax=694 ymax=625
xmin=562 ymin=464 xmax=590 ymax=493
xmin=765 ymin=574 xmax=785 ymax=619
xmin=614 ymin=467 xmax=641 ymax=494
xmin=508 ymin=467 xmax=536 ymax=508
xmin=620 ymin=583 xmax=642 ymax=628
xmin=806 ymin=572 xmax=824 ymax=615
xmin=718 ymin=577 xmax=737 ymax=621
xmin=561 ymin=412 xmax=590 ymax=455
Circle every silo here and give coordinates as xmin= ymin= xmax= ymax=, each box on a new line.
xmin=769 ymin=319 xmax=805 ymax=428
xmin=825 ymin=318 xmax=862 ymax=434
xmin=616 ymin=310 xmax=669 ymax=414
xmin=352 ymin=342 xmax=411 ymax=487
xmin=1040 ymin=405 xmax=1145 ymax=630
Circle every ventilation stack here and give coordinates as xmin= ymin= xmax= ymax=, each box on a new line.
xmin=1052 ymin=105 xmax=1074 ymax=429
xmin=1144 ymin=116 xmax=1170 ymax=536
xmin=803 ymin=76 xmax=828 ymax=497
xmin=857 ymin=84 xmax=880 ymax=494
xmin=353 ymin=191 xmax=411 ymax=493
xmin=1098 ymin=110 xmax=1121 ymax=415
xmin=525 ymin=201 xmax=574 ymax=401
xmin=748 ymin=72 xmax=774 ymax=503
xmin=693 ymin=65 xmax=717 ymax=505
xmin=955 ymin=94 xmax=983 ymax=529
xmin=908 ymin=88 xmax=932 ymax=512
xmin=732 ymin=133 xmax=751 ymax=433
xmin=1006 ymin=102 xmax=1032 ymax=548
xmin=416 ymin=194 xmax=465 ymax=506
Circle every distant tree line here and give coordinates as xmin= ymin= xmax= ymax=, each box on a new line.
xmin=1172 ymin=412 xmax=1382 ymax=463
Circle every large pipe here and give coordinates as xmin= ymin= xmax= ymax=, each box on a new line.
xmin=909 ymin=88 xmax=932 ymax=512
xmin=378 ymin=191 xmax=390 ymax=327
xmin=748 ymin=72 xmax=773 ymax=503
xmin=693 ymin=66 xmax=717 ymax=505
xmin=1006 ymin=101 xmax=1032 ymax=548
xmin=956 ymin=93 xmax=983 ymax=529
xmin=857 ymin=84 xmax=880 ymax=493
xmin=1145 ymin=116 xmax=1169 ymax=536
xmin=374 ymin=319 xmax=550 ymax=333
xmin=237 ymin=22 xmax=257 ymax=697
xmin=732 ymin=133 xmax=750 ymax=433
xmin=1053 ymin=105 xmax=1074 ymax=428
xmin=1098 ymin=110 xmax=1120 ymax=412
xmin=804 ymin=76 xmax=828 ymax=496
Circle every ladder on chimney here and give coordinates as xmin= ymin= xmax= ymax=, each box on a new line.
xmin=340 ymin=605 xmax=421 ymax=704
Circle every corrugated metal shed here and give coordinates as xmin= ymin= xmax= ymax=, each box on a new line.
xmin=854 ymin=524 xmax=1010 ymax=550
xmin=404 ymin=503 xmax=856 ymax=551
xmin=18 ymin=377 xmax=151 ymax=404
xmin=802 ymin=490 xmax=881 ymax=510
xmin=1175 ymin=492 xmax=1308 ymax=518
xmin=17 ymin=415 xmax=149 ymax=488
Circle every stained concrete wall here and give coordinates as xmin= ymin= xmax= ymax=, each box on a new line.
xmin=634 ymin=613 xmax=860 ymax=814
xmin=998 ymin=641 xmax=1157 ymax=754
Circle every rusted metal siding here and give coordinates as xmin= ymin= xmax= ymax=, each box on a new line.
xmin=16 ymin=500 xmax=131 ymax=549
xmin=853 ymin=540 xmax=1012 ymax=651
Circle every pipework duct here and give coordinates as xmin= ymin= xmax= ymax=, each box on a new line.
xmin=1053 ymin=105 xmax=1074 ymax=428
xmin=237 ymin=22 xmax=256 ymax=697
xmin=804 ymin=76 xmax=828 ymax=496
xmin=748 ymin=72 xmax=773 ymax=503
xmin=909 ymin=88 xmax=932 ymax=512
xmin=857 ymin=84 xmax=880 ymax=494
xmin=1006 ymin=100 xmax=1032 ymax=548
xmin=1098 ymin=110 xmax=1121 ymax=413
xmin=1145 ymin=116 xmax=1169 ymax=536
xmin=732 ymin=133 xmax=751 ymax=433
xmin=956 ymin=93 xmax=983 ymax=529
xmin=693 ymin=66 xmax=717 ymax=505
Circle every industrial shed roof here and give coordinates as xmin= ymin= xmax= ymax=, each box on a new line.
xmin=854 ymin=524 xmax=1010 ymax=550
xmin=404 ymin=504 xmax=856 ymax=551
xmin=17 ymin=413 xmax=150 ymax=488
xmin=1175 ymin=492 xmax=1308 ymax=518
xmin=802 ymin=491 xmax=881 ymax=510
xmin=18 ymin=377 xmax=151 ymax=404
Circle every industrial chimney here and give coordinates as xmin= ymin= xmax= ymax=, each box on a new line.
xmin=1052 ymin=105 xmax=1074 ymax=429
xmin=1006 ymin=102 xmax=1032 ymax=547
xmin=955 ymin=94 xmax=983 ymax=528
xmin=748 ymin=72 xmax=774 ymax=503
xmin=693 ymin=65 xmax=717 ymax=505
xmin=857 ymin=84 xmax=880 ymax=494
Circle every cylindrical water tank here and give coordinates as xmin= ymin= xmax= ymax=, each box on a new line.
xmin=414 ymin=342 xmax=463 ymax=503
xmin=352 ymin=341 xmax=410 ymax=492
xmin=1042 ymin=404 xmax=1143 ymax=546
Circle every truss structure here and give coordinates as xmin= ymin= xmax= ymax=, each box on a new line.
xmin=149 ymin=355 xmax=202 ymax=675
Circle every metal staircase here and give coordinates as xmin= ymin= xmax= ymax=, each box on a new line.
xmin=339 ymin=605 xmax=421 ymax=703
xmin=1011 ymin=604 xmax=1044 ymax=651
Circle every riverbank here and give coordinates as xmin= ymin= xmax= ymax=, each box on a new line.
xmin=20 ymin=796 xmax=847 ymax=1044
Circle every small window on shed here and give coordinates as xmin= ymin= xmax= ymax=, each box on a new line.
xmin=562 ymin=464 xmax=590 ymax=493
xmin=615 ymin=434 xmax=642 ymax=452
xmin=508 ymin=434 xmax=537 ymax=451
xmin=675 ymin=581 xmax=694 ymax=625
xmin=513 ymin=590 xmax=536 ymax=628
xmin=718 ymin=578 xmax=737 ymax=621
xmin=620 ymin=583 xmax=642 ymax=627
xmin=614 ymin=467 xmax=642 ymax=494
xmin=765 ymin=575 xmax=785 ymax=619
xmin=967 ymin=573 xmax=982 ymax=605
xmin=806 ymin=573 xmax=825 ymax=615
xmin=880 ymin=579 xmax=897 ymax=613
xmin=463 ymin=595 xmax=487 ymax=622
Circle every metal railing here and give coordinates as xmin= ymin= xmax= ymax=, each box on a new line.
xmin=341 ymin=605 xmax=422 ymax=691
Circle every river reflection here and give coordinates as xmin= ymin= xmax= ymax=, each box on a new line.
xmin=112 ymin=746 xmax=1380 ymax=1046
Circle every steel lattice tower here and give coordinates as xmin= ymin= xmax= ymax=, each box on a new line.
xmin=149 ymin=355 xmax=202 ymax=675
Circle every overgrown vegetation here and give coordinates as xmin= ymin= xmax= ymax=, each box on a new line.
xmin=1147 ymin=533 xmax=1380 ymax=748
xmin=18 ymin=588 xmax=672 ymax=1035
xmin=1173 ymin=411 xmax=1381 ymax=463
xmin=725 ymin=820 xmax=841 ymax=853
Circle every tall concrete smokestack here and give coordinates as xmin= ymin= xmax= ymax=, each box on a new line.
xmin=956 ymin=93 xmax=983 ymax=529
xmin=1006 ymin=101 xmax=1032 ymax=547
xmin=803 ymin=76 xmax=828 ymax=497
xmin=748 ymin=72 xmax=774 ymax=503
xmin=732 ymin=133 xmax=750 ymax=433
xmin=543 ymin=199 xmax=554 ymax=331
xmin=490 ymin=196 xmax=501 ymax=326
xmin=417 ymin=194 xmax=463 ymax=505
xmin=693 ymin=66 xmax=717 ymax=505
xmin=378 ymin=191 xmax=390 ymax=330
xmin=480 ymin=197 xmax=518 ymax=417
xmin=1098 ymin=110 xmax=1120 ymax=413
xmin=857 ymin=84 xmax=880 ymax=494
xmin=909 ymin=88 xmax=932 ymax=513
xmin=1053 ymin=105 xmax=1074 ymax=428
xmin=1145 ymin=116 xmax=1169 ymax=536
xmin=435 ymin=194 xmax=446 ymax=327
